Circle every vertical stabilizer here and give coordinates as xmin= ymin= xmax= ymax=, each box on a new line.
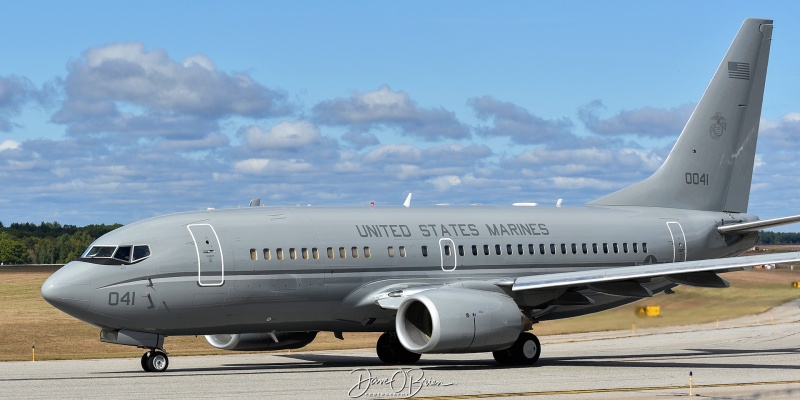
xmin=589 ymin=18 xmax=772 ymax=212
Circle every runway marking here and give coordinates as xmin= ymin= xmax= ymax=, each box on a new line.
xmin=413 ymin=379 xmax=800 ymax=399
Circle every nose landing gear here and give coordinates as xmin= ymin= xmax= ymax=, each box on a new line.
xmin=141 ymin=350 xmax=169 ymax=372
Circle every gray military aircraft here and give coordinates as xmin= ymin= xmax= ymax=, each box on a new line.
xmin=42 ymin=18 xmax=800 ymax=373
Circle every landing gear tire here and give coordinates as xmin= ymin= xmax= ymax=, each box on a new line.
xmin=492 ymin=348 xmax=514 ymax=365
xmin=510 ymin=332 xmax=540 ymax=365
xmin=141 ymin=351 xmax=151 ymax=371
xmin=141 ymin=350 xmax=169 ymax=372
xmin=494 ymin=332 xmax=541 ymax=366
xmin=376 ymin=332 xmax=421 ymax=364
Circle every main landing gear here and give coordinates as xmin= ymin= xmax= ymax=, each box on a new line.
xmin=376 ymin=332 xmax=421 ymax=364
xmin=375 ymin=331 xmax=541 ymax=366
xmin=492 ymin=332 xmax=541 ymax=366
xmin=141 ymin=349 xmax=169 ymax=372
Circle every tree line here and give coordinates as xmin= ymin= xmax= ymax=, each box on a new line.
xmin=0 ymin=221 xmax=121 ymax=265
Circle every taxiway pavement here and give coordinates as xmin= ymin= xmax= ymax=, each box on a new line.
xmin=2 ymin=300 xmax=800 ymax=399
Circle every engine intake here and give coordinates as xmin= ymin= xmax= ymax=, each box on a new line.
xmin=205 ymin=331 xmax=317 ymax=351
xmin=395 ymin=288 xmax=523 ymax=354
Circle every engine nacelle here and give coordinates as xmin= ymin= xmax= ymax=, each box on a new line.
xmin=395 ymin=288 xmax=524 ymax=354
xmin=205 ymin=331 xmax=317 ymax=351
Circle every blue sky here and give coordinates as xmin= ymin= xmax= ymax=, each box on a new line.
xmin=2 ymin=1 xmax=800 ymax=227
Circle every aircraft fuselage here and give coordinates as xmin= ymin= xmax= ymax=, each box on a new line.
xmin=43 ymin=205 xmax=758 ymax=336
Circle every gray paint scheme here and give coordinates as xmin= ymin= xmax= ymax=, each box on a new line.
xmin=41 ymin=18 xmax=800 ymax=369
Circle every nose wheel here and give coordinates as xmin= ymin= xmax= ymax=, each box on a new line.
xmin=141 ymin=350 xmax=169 ymax=372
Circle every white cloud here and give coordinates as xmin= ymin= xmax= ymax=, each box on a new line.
xmin=313 ymin=85 xmax=470 ymax=141
xmin=428 ymin=175 xmax=461 ymax=191
xmin=0 ymin=139 xmax=20 ymax=151
xmin=579 ymin=100 xmax=694 ymax=138
xmin=550 ymin=176 xmax=617 ymax=190
xmin=243 ymin=121 xmax=321 ymax=149
xmin=363 ymin=144 xmax=422 ymax=164
xmin=234 ymin=158 xmax=270 ymax=173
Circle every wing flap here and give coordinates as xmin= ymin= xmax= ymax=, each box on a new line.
xmin=512 ymin=252 xmax=800 ymax=291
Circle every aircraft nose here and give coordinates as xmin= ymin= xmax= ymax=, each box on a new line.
xmin=41 ymin=262 xmax=92 ymax=318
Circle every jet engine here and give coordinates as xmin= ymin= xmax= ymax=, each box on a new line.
xmin=395 ymin=288 xmax=523 ymax=354
xmin=205 ymin=331 xmax=317 ymax=351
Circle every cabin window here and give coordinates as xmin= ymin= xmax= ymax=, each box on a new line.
xmin=399 ymin=246 xmax=407 ymax=257
xmin=484 ymin=245 xmax=490 ymax=255
xmin=623 ymin=243 xmax=629 ymax=254
xmin=327 ymin=247 xmax=334 ymax=259
xmin=603 ymin=243 xmax=609 ymax=254
xmin=444 ymin=245 xmax=451 ymax=257
xmin=352 ymin=247 xmax=359 ymax=258
xmin=550 ymin=244 xmax=556 ymax=255
xmin=364 ymin=247 xmax=371 ymax=258
xmin=592 ymin=243 xmax=599 ymax=254
xmin=613 ymin=243 xmax=619 ymax=254
xmin=495 ymin=244 xmax=502 ymax=255
xmin=642 ymin=243 xmax=648 ymax=253
xmin=472 ymin=245 xmax=478 ymax=256
xmin=571 ymin=243 xmax=577 ymax=254
xmin=302 ymin=248 xmax=309 ymax=260
xmin=290 ymin=248 xmax=297 ymax=260
xmin=540 ymin=244 xmax=546 ymax=255
xmin=132 ymin=245 xmax=151 ymax=261
xmin=582 ymin=243 xmax=588 ymax=254
xmin=312 ymin=248 xmax=319 ymax=259
xmin=458 ymin=245 xmax=465 ymax=257
xmin=388 ymin=246 xmax=395 ymax=257
xmin=277 ymin=248 xmax=284 ymax=260
xmin=518 ymin=244 xmax=524 ymax=255
xmin=339 ymin=247 xmax=346 ymax=259
xmin=633 ymin=243 xmax=639 ymax=253
xmin=507 ymin=244 xmax=513 ymax=255
xmin=561 ymin=244 xmax=567 ymax=254
xmin=528 ymin=244 xmax=535 ymax=255
xmin=422 ymin=246 xmax=428 ymax=257
xmin=263 ymin=248 xmax=271 ymax=261
xmin=250 ymin=248 xmax=258 ymax=261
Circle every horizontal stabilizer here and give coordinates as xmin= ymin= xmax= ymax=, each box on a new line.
xmin=717 ymin=214 xmax=800 ymax=234
xmin=512 ymin=251 xmax=800 ymax=292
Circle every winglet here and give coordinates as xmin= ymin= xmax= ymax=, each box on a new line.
xmin=403 ymin=193 xmax=412 ymax=208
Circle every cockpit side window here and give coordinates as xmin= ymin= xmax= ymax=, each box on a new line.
xmin=114 ymin=246 xmax=132 ymax=262
xmin=133 ymin=245 xmax=151 ymax=261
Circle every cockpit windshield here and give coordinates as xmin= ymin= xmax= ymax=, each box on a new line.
xmin=84 ymin=246 xmax=116 ymax=258
xmin=82 ymin=245 xmax=151 ymax=265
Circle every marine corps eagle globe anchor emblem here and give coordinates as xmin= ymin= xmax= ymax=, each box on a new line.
xmin=709 ymin=112 xmax=727 ymax=139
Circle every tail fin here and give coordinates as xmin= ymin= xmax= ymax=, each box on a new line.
xmin=589 ymin=18 xmax=772 ymax=213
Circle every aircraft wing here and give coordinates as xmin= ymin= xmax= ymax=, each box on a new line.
xmin=511 ymin=252 xmax=800 ymax=291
